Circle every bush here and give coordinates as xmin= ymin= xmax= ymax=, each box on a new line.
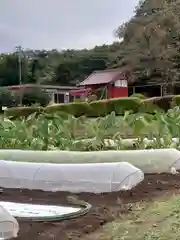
xmin=70 ymin=102 xmax=92 ymax=117
xmin=82 ymin=97 xmax=142 ymax=117
xmin=154 ymin=96 xmax=173 ymax=111
xmin=141 ymin=95 xmax=175 ymax=112
xmin=8 ymin=97 xmax=142 ymax=118
xmin=45 ymin=102 xmax=91 ymax=117
xmin=106 ymin=97 xmax=142 ymax=115
xmin=89 ymin=100 xmax=109 ymax=117
xmin=0 ymin=89 xmax=18 ymax=110
xmin=141 ymin=97 xmax=164 ymax=113
xmin=5 ymin=106 xmax=44 ymax=118
xmin=45 ymin=103 xmax=73 ymax=114
xmin=130 ymin=93 xmax=147 ymax=99
xmin=172 ymin=95 xmax=180 ymax=107
xmin=6 ymin=95 xmax=178 ymax=119
xmin=22 ymin=87 xmax=51 ymax=107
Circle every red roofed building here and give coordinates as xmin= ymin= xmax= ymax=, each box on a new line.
xmin=70 ymin=68 xmax=129 ymax=100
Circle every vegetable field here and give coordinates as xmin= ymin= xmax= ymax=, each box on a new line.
xmin=1 ymin=107 xmax=180 ymax=150
xmin=1 ymin=107 xmax=180 ymax=240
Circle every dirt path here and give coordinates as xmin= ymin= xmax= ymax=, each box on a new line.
xmin=1 ymin=173 xmax=180 ymax=240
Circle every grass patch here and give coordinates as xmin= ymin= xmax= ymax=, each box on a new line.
xmin=87 ymin=194 xmax=180 ymax=240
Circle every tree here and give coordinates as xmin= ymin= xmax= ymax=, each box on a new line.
xmin=0 ymin=54 xmax=19 ymax=86
xmin=0 ymin=44 xmax=118 ymax=88
xmin=113 ymin=0 xmax=180 ymax=94
xmin=22 ymin=87 xmax=51 ymax=106
xmin=0 ymin=88 xmax=18 ymax=110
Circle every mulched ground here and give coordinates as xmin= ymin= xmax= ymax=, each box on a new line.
xmin=1 ymin=173 xmax=180 ymax=240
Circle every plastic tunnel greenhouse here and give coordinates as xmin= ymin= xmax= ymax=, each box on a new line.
xmin=0 ymin=161 xmax=144 ymax=193
xmin=1 ymin=148 xmax=180 ymax=234
xmin=0 ymin=148 xmax=180 ymax=174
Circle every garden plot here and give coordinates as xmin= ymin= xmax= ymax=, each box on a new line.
xmin=0 ymin=173 xmax=180 ymax=240
xmin=0 ymin=148 xmax=179 ymax=239
xmin=0 ymin=108 xmax=179 ymax=239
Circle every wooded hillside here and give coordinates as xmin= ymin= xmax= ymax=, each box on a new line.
xmin=115 ymin=0 xmax=180 ymax=86
xmin=0 ymin=0 xmax=180 ymax=88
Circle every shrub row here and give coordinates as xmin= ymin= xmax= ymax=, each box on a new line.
xmin=4 ymin=95 xmax=180 ymax=118
xmin=5 ymin=97 xmax=145 ymax=118
xmin=173 ymin=95 xmax=180 ymax=106
xmin=5 ymin=106 xmax=44 ymax=118
xmin=142 ymin=95 xmax=180 ymax=111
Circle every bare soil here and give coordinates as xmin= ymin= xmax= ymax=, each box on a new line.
xmin=1 ymin=173 xmax=180 ymax=240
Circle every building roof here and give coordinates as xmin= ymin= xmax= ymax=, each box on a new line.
xmin=79 ymin=68 xmax=127 ymax=86
xmin=6 ymin=84 xmax=77 ymax=90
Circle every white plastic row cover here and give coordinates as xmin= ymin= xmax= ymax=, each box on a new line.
xmin=0 ymin=148 xmax=179 ymax=173
xmin=0 ymin=161 xmax=144 ymax=193
xmin=0 ymin=205 xmax=19 ymax=239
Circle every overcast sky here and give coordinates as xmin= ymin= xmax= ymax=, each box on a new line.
xmin=0 ymin=0 xmax=139 ymax=52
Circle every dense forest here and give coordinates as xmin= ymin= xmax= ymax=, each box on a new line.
xmin=1 ymin=0 xmax=180 ymax=100
xmin=0 ymin=43 xmax=120 ymax=87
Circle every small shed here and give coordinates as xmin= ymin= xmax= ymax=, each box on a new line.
xmin=70 ymin=68 xmax=128 ymax=99
xmin=7 ymin=84 xmax=77 ymax=103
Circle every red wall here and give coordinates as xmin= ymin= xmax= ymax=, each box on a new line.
xmin=84 ymin=84 xmax=128 ymax=99
xmin=85 ymin=84 xmax=105 ymax=90
xmin=108 ymin=85 xmax=128 ymax=98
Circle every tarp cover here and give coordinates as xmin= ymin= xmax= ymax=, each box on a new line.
xmin=0 ymin=148 xmax=180 ymax=173
xmin=0 ymin=201 xmax=80 ymax=219
xmin=0 ymin=161 xmax=144 ymax=193
xmin=0 ymin=205 xmax=19 ymax=240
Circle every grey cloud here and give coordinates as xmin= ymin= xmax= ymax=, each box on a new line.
xmin=0 ymin=0 xmax=139 ymax=52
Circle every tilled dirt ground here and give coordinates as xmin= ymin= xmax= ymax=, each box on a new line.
xmin=1 ymin=173 xmax=180 ymax=240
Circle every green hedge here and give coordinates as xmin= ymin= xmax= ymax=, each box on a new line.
xmin=89 ymin=100 xmax=108 ymax=117
xmin=4 ymin=106 xmax=43 ymax=118
xmin=106 ymin=97 xmax=141 ymax=115
xmin=45 ymin=97 xmax=142 ymax=117
xmin=130 ymin=93 xmax=147 ymax=99
xmin=140 ymin=97 xmax=165 ymax=113
xmin=45 ymin=102 xmax=91 ymax=117
xmin=154 ymin=95 xmax=173 ymax=111
xmin=172 ymin=95 xmax=180 ymax=106
xmin=45 ymin=100 xmax=108 ymax=117
xmin=140 ymin=95 xmax=178 ymax=112
xmin=5 ymin=95 xmax=180 ymax=118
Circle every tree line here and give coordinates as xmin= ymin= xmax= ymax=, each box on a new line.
xmin=0 ymin=43 xmax=120 ymax=87
xmin=1 ymin=0 xmax=180 ymax=107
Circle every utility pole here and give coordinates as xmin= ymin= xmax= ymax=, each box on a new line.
xmin=16 ymin=46 xmax=23 ymax=106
